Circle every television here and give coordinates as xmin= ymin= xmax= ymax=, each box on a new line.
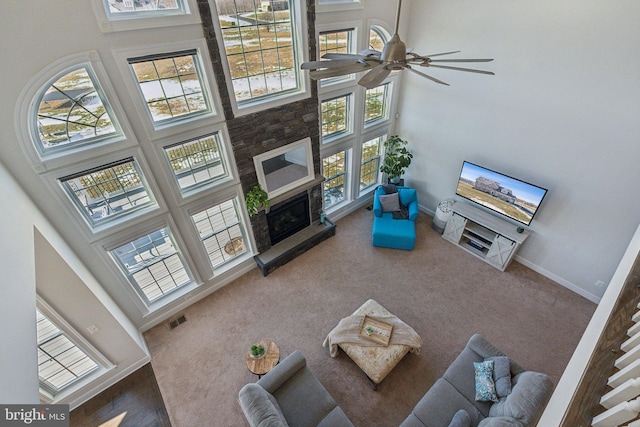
xmin=455 ymin=161 xmax=548 ymax=226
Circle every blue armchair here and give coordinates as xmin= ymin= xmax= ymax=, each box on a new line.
xmin=372 ymin=186 xmax=419 ymax=250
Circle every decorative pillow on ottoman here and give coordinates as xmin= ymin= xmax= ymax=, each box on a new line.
xmin=474 ymin=360 xmax=499 ymax=403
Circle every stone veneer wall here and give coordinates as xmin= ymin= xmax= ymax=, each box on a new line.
xmin=197 ymin=0 xmax=321 ymax=254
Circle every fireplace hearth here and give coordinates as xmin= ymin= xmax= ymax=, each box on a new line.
xmin=266 ymin=193 xmax=311 ymax=246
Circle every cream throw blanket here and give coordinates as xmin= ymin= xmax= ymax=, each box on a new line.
xmin=323 ymin=314 xmax=423 ymax=357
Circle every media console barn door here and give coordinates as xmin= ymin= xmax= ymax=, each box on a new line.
xmin=443 ymin=202 xmax=529 ymax=271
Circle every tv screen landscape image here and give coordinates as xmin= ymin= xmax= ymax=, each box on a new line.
xmin=455 ymin=161 xmax=548 ymax=226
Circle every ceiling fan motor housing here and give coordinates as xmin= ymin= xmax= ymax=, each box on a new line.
xmin=381 ymin=34 xmax=407 ymax=69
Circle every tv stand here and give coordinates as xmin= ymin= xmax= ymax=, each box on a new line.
xmin=442 ymin=202 xmax=529 ymax=271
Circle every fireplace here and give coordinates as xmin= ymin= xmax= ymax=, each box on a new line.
xmin=266 ymin=193 xmax=311 ymax=245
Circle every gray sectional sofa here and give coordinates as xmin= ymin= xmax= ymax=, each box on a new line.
xmin=239 ymin=335 xmax=553 ymax=427
xmin=400 ymin=334 xmax=554 ymax=427
xmin=238 ymin=350 xmax=354 ymax=427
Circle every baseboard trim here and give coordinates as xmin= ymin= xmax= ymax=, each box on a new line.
xmin=514 ymin=255 xmax=601 ymax=304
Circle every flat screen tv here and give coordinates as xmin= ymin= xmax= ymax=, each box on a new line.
xmin=455 ymin=161 xmax=548 ymax=226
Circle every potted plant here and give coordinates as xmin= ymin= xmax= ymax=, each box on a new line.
xmin=250 ymin=343 xmax=265 ymax=359
xmin=245 ymin=184 xmax=269 ymax=217
xmin=380 ymin=135 xmax=413 ymax=184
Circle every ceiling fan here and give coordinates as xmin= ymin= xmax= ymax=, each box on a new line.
xmin=301 ymin=0 xmax=494 ymax=89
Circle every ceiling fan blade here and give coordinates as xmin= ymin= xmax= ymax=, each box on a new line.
xmin=309 ymin=63 xmax=372 ymax=80
xmin=428 ymin=64 xmax=495 ymax=75
xmin=358 ymin=64 xmax=391 ymax=89
xmin=405 ymin=66 xmax=449 ymax=86
xmin=301 ymin=59 xmax=364 ymax=70
xmin=430 ymin=58 xmax=494 ymax=63
xmin=358 ymin=49 xmax=382 ymax=57
xmin=320 ymin=53 xmax=365 ymax=60
xmin=421 ymin=50 xmax=462 ymax=58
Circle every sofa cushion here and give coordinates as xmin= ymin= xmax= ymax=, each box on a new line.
xmin=316 ymin=407 xmax=355 ymax=427
xmin=448 ymin=409 xmax=471 ymax=427
xmin=477 ymin=417 xmax=524 ymax=427
xmin=488 ymin=371 xmax=554 ymax=426
xmin=238 ymin=383 xmax=289 ymax=427
xmin=272 ymin=365 xmax=337 ymax=427
xmin=398 ymin=188 xmax=417 ymax=206
xmin=486 ymin=356 xmax=512 ymax=398
xmin=407 ymin=378 xmax=483 ymax=427
xmin=474 ymin=360 xmax=499 ymax=402
xmin=379 ymin=193 xmax=401 ymax=212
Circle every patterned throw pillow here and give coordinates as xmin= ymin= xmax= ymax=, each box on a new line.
xmin=474 ymin=360 xmax=499 ymax=402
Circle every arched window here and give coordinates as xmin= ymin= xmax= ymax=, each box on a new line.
xmin=35 ymin=66 xmax=120 ymax=155
xmin=369 ymin=25 xmax=390 ymax=51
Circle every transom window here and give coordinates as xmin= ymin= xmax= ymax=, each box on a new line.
xmin=364 ymin=83 xmax=390 ymax=124
xmin=60 ymin=158 xmax=155 ymax=226
xmin=129 ymin=51 xmax=210 ymax=123
xmin=105 ymin=0 xmax=183 ymax=15
xmin=318 ymin=28 xmax=355 ymax=86
xmin=323 ymin=151 xmax=347 ymax=208
xmin=37 ymin=309 xmax=98 ymax=394
xmin=321 ymin=95 xmax=351 ymax=141
xmin=216 ymin=0 xmax=298 ymax=103
xmin=359 ymin=135 xmax=384 ymax=194
xmin=110 ymin=227 xmax=192 ymax=303
xmin=36 ymin=66 xmax=118 ymax=153
xmin=164 ymin=132 xmax=228 ymax=193
xmin=192 ymin=198 xmax=248 ymax=268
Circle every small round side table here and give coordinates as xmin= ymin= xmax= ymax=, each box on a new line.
xmin=245 ymin=339 xmax=280 ymax=379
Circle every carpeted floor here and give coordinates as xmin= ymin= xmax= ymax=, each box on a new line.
xmin=143 ymin=208 xmax=596 ymax=427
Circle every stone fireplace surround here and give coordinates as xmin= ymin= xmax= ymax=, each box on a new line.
xmin=197 ymin=0 xmax=334 ymax=273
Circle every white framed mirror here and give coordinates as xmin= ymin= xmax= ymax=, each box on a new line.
xmin=253 ymin=137 xmax=314 ymax=199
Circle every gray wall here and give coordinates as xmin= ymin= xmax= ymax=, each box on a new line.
xmin=396 ymin=0 xmax=640 ymax=301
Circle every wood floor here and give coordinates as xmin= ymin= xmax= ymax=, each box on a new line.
xmin=70 ymin=364 xmax=171 ymax=427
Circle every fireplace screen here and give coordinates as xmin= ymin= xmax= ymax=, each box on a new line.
xmin=266 ymin=193 xmax=311 ymax=245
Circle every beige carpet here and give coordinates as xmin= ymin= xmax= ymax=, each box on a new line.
xmin=144 ymin=208 xmax=596 ymax=427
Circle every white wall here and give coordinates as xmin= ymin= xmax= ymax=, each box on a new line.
xmin=0 ymin=164 xmax=40 ymax=403
xmin=396 ymin=0 xmax=640 ymax=301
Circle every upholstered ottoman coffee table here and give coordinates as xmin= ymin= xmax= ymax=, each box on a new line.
xmin=323 ymin=299 xmax=422 ymax=389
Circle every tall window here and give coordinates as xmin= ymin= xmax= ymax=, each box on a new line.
xmin=129 ymin=51 xmax=210 ymax=123
xmin=364 ymin=83 xmax=390 ymax=124
xmin=216 ymin=0 xmax=299 ymax=103
xmin=318 ymin=28 xmax=354 ymax=85
xmin=321 ymin=95 xmax=351 ymax=141
xmin=192 ymin=198 xmax=248 ymax=269
xmin=323 ymin=151 xmax=347 ymax=208
xmin=36 ymin=66 xmax=118 ymax=153
xmin=60 ymin=159 xmax=156 ymax=227
xmin=37 ymin=309 xmax=98 ymax=394
xmin=359 ymin=135 xmax=384 ymax=193
xmin=164 ymin=132 xmax=228 ymax=193
xmin=110 ymin=227 xmax=192 ymax=303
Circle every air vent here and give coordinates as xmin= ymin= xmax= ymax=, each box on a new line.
xmin=168 ymin=315 xmax=187 ymax=330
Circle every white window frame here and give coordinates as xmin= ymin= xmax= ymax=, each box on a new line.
xmin=98 ymin=215 xmax=200 ymax=315
xmin=42 ymin=147 xmax=166 ymax=240
xmin=15 ymin=51 xmax=136 ymax=173
xmin=320 ymin=90 xmax=356 ymax=144
xmin=211 ymin=0 xmax=310 ymax=116
xmin=91 ymin=0 xmax=201 ymax=33
xmin=317 ymin=0 xmax=364 ymax=13
xmin=322 ymin=146 xmax=351 ymax=210
xmin=154 ymin=123 xmax=239 ymax=203
xmin=113 ymin=39 xmax=224 ymax=141
xmin=358 ymin=131 xmax=387 ymax=197
xmin=316 ymin=23 xmax=361 ymax=88
xmin=185 ymin=187 xmax=256 ymax=280
xmin=37 ymin=296 xmax=114 ymax=404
